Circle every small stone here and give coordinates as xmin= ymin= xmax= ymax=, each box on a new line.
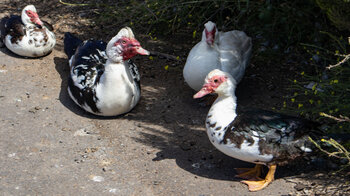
xmin=90 ymin=175 xmax=104 ymax=182
xmin=109 ymin=188 xmax=118 ymax=194
xmin=74 ymin=128 xmax=90 ymax=136
xmin=8 ymin=153 xmax=16 ymax=158
xmin=294 ymin=183 xmax=306 ymax=191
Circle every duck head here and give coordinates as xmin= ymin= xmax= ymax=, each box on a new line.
xmin=194 ymin=69 xmax=236 ymax=98
xmin=203 ymin=21 xmax=219 ymax=46
xmin=21 ymin=5 xmax=43 ymax=27
xmin=106 ymin=27 xmax=149 ymax=62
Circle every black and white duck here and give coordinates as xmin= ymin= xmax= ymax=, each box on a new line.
xmin=64 ymin=27 xmax=149 ymax=116
xmin=1 ymin=5 xmax=56 ymax=57
xmin=194 ymin=69 xmax=322 ymax=191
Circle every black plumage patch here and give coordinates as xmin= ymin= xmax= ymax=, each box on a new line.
xmin=4 ymin=15 xmax=26 ymax=44
xmin=215 ymin=126 xmax=221 ymax=131
xmin=221 ymin=109 xmax=322 ymax=165
xmin=127 ymin=59 xmax=140 ymax=90
xmin=209 ymin=122 xmax=216 ymax=128
xmin=67 ymin=38 xmax=107 ymax=113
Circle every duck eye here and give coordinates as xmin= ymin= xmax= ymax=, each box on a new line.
xmin=214 ymin=79 xmax=218 ymax=83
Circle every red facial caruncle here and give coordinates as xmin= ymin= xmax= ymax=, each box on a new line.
xmin=114 ymin=37 xmax=149 ymax=60
xmin=205 ymin=26 xmax=216 ymax=46
xmin=25 ymin=10 xmax=43 ymax=26
xmin=193 ymin=75 xmax=227 ymax=98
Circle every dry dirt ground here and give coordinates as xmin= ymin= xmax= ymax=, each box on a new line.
xmin=0 ymin=1 xmax=349 ymax=196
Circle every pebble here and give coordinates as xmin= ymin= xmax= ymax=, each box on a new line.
xmin=74 ymin=128 xmax=91 ymax=136
xmin=109 ymin=188 xmax=118 ymax=194
xmin=90 ymin=175 xmax=104 ymax=182
xmin=294 ymin=183 xmax=307 ymax=191
xmin=8 ymin=153 xmax=16 ymax=158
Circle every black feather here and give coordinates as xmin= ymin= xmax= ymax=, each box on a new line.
xmin=0 ymin=16 xmax=9 ymax=47
xmin=64 ymin=32 xmax=83 ymax=59
xmin=222 ymin=109 xmax=323 ymax=165
xmin=4 ymin=15 xmax=26 ymax=43
xmin=66 ymin=36 xmax=107 ymax=113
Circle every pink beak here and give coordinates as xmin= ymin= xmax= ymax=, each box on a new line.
xmin=33 ymin=18 xmax=43 ymax=26
xmin=193 ymin=84 xmax=213 ymax=99
xmin=135 ymin=46 xmax=150 ymax=55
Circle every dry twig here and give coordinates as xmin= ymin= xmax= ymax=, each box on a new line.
xmin=326 ymin=53 xmax=350 ymax=69
xmin=319 ymin=112 xmax=350 ymax=122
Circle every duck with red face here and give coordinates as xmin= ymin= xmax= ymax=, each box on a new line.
xmin=64 ymin=27 xmax=150 ymax=116
xmin=2 ymin=5 xmax=56 ymax=57
xmin=194 ymin=69 xmax=322 ymax=191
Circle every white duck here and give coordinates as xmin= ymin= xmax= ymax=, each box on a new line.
xmin=183 ymin=21 xmax=252 ymax=91
xmin=1 ymin=5 xmax=56 ymax=57
xmin=64 ymin=27 xmax=149 ymax=116
xmin=194 ymin=69 xmax=322 ymax=191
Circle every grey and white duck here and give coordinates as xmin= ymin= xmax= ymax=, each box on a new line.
xmin=0 ymin=5 xmax=56 ymax=57
xmin=183 ymin=21 xmax=252 ymax=92
xmin=64 ymin=27 xmax=149 ymax=116
xmin=194 ymin=69 xmax=322 ymax=191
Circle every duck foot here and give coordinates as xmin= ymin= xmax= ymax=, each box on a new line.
xmin=235 ymin=164 xmax=262 ymax=180
xmin=241 ymin=165 xmax=276 ymax=191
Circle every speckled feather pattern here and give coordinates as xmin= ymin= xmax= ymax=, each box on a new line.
xmin=3 ymin=15 xmax=55 ymax=57
xmin=202 ymin=71 xmax=322 ymax=166
xmin=67 ymin=39 xmax=107 ymax=113
xmin=221 ymin=109 xmax=321 ymax=165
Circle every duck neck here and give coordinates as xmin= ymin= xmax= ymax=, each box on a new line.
xmin=100 ymin=59 xmax=126 ymax=85
xmin=207 ymin=93 xmax=237 ymax=130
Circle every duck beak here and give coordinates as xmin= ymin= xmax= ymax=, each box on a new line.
xmin=206 ymin=36 xmax=214 ymax=46
xmin=135 ymin=46 xmax=150 ymax=55
xmin=193 ymin=84 xmax=213 ymax=99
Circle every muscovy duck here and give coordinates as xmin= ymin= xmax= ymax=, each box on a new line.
xmin=0 ymin=5 xmax=56 ymax=57
xmin=194 ymin=69 xmax=322 ymax=191
xmin=183 ymin=21 xmax=252 ymax=91
xmin=64 ymin=27 xmax=149 ymax=116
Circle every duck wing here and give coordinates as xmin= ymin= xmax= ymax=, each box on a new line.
xmin=66 ymin=36 xmax=107 ymax=113
xmin=218 ymin=30 xmax=252 ymax=82
xmin=223 ymin=109 xmax=322 ymax=165
xmin=4 ymin=15 xmax=26 ymax=43
xmin=126 ymin=59 xmax=140 ymax=90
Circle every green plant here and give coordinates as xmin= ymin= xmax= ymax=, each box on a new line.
xmin=309 ymin=137 xmax=350 ymax=172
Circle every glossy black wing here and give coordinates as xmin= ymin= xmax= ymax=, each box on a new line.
xmin=232 ymin=109 xmax=321 ymax=143
xmin=222 ymin=109 xmax=322 ymax=164
xmin=67 ymin=39 xmax=107 ymax=113
xmin=64 ymin=32 xmax=83 ymax=59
